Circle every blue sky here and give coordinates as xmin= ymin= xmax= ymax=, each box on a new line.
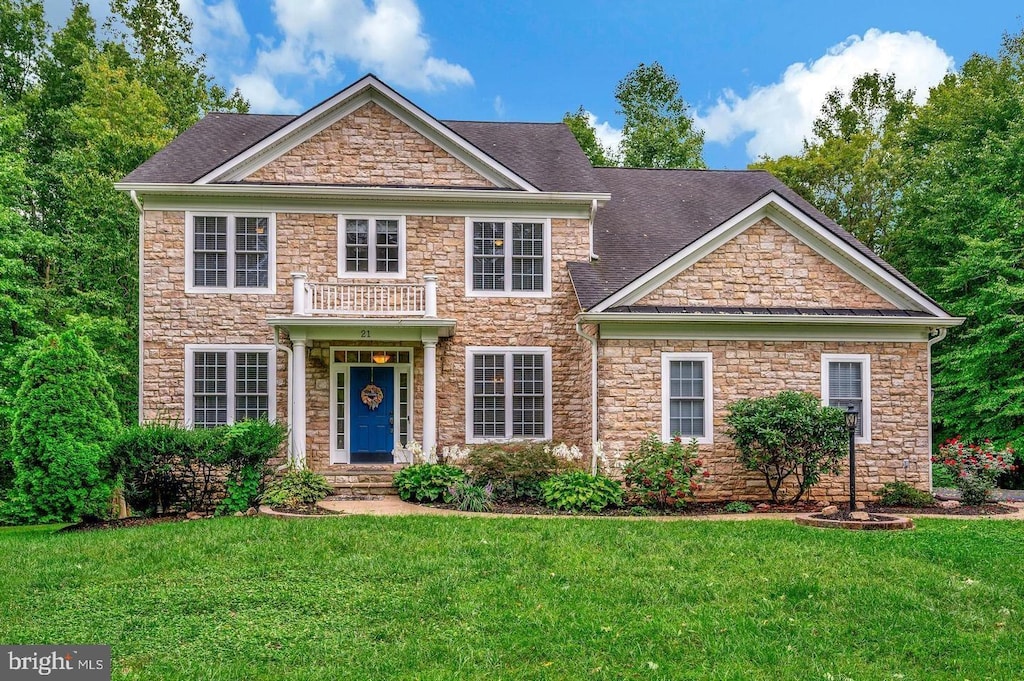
xmin=45 ymin=0 xmax=1024 ymax=168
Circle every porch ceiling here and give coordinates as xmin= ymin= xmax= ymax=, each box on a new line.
xmin=267 ymin=315 xmax=456 ymax=341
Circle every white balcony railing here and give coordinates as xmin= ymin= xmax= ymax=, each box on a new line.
xmin=290 ymin=273 xmax=437 ymax=317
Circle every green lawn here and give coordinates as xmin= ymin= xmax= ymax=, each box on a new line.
xmin=1 ymin=516 xmax=1022 ymax=680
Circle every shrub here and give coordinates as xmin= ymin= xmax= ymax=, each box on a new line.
xmin=540 ymin=471 xmax=622 ymax=513
xmin=723 ymin=501 xmax=753 ymax=514
xmin=464 ymin=442 xmax=580 ymax=501
xmin=724 ymin=391 xmax=846 ymax=504
xmin=215 ymin=420 xmax=287 ymax=515
xmin=934 ymin=438 xmax=1015 ymax=506
xmin=932 ymin=463 xmax=958 ymax=489
xmin=261 ymin=468 xmax=333 ymax=510
xmin=622 ymin=434 xmax=706 ymax=508
xmin=447 ymin=481 xmax=495 ymax=512
xmin=996 ymin=449 xmax=1024 ymax=490
xmin=393 ymin=464 xmax=465 ymax=502
xmin=5 ymin=332 xmax=122 ymax=523
xmin=876 ymin=481 xmax=933 ymax=507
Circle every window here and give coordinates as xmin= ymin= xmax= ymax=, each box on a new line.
xmin=338 ymin=216 xmax=405 ymax=277
xmin=466 ymin=219 xmax=550 ymax=296
xmin=186 ymin=213 xmax=274 ymax=293
xmin=822 ymin=354 xmax=871 ymax=442
xmin=661 ymin=352 xmax=713 ymax=444
xmin=185 ymin=346 xmax=275 ymax=427
xmin=466 ymin=347 xmax=551 ymax=441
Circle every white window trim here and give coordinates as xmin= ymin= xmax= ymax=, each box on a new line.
xmin=464 ymin=217 xmax=551 ymax=298
xmin=661 ymin=352 xmax=714 ymax=445
xmin=184 ymin=344 xmax=277 ymax=427
xmin=328 ymin=347 xmax=415 ymax=464
xmin=336 ymin=214 xmax=407 ymax=279
xmin=184 ymin=211 xmax=276 ymax=294
xmin=464 ymin=346 xmax=552 ymax=444
xmin=821 ymin=353 xmax=872 ymax=445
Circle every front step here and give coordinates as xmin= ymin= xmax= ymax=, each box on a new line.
xmin=313 ymin=464 xmax=404 ymax=497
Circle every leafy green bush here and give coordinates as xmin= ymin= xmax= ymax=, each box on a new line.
xmin=393 ymin=464 xmax=465 ymax=502
xmin=540 ymin=471 xmax=622 ymax=513
xmin=623 ymin=434 xmax=706 ymax=508
xmin=997 ymin=449 xmax=1024 ymax=490
xmin=932 ymin=463 xmax=957 ymax=489
xmin=261 ymin=468 xmax=333 ymax=510
xmin=934 ymin=438 xmax=1014 ymax=506
xmin=447 ymin=481 xmax=495 ymax=512
xmin=464 ymin=442 xmax=577 ymax=501
xmin=724 ymin=391 xmax=846 ymax=504
xmin=4 ymin=332 xmax=122 ymax=523
xmin=110 ymin=419 xmax=285 ymax=515
xmin=876 ymin=481 xmax=933 ymax=507
xmin=724 ymin=501 xmax=753 ymax=513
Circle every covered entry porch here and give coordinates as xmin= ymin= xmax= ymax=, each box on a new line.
xmin=269 ymin=273 xmax=455 ymax=470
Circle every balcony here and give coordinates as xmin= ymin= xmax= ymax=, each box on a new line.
xmin=290 ymin=272 xmax=437 ymax=318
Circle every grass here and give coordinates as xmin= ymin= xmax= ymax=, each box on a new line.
xmin=1 ymin=516 xmax=1022 ymax=680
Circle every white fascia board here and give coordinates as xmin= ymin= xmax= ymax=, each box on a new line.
xmin=581 ymin=312 xmax=964 ymax=326
xmin=192 ymin=76 xmax=539 ymax=191
xmin=589 ymin=192 xmax=952 ymax=318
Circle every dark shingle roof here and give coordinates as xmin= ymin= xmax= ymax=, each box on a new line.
xmin=122 ymin=113 xmax=294 ymax=183
xmin=605 ymin=306 xmax=935 ymax=317
xmin=121 ymin=113 xmax=602 ymax=192
xmin=567 ymin=167 xmax=939 ymax=312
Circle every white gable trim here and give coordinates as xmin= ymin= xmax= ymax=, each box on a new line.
xmin=195 ymin=75 xmax=539 ymax=191
xmin=590 ymin=192 xmax=950 ymax=317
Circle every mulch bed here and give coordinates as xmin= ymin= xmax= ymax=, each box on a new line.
xmin=869 ymin=503 xmax=1017 ymax=516
xmin=265 ymin=503 xmax=342 ymax=516
xmin=811 ymin=509 xmax=902 ymax=522
xmin=59 ymin=514 xmax=191 ymax=533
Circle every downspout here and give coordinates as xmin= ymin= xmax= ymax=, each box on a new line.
xmin=130 ymin=191 xmax=144 ymax=425
xmin=588 ymin=199 xmax=600 ymax=261
xmin=575 ymin=319 xmax=600 ymax=474
xmin=274 ymin=327 xmax=294 ymax=469
xmin=926 ymin=327 xmax=948 ymax=493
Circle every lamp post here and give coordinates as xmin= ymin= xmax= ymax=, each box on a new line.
xmin=845 ymin=406 xmax=859 ymax=512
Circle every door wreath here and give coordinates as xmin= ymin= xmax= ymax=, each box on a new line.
xmin=360 ymin=383 xmax=384 ymax=410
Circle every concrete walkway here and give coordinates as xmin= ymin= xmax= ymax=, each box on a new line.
xmin=934 ymin=487 xmax=1024 ymax=502
xmin=315 ymin=497 xmax=1024 ymax=522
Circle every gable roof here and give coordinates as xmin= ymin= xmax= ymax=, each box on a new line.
xmin=567 ymin=167 xmax=944 ymax=314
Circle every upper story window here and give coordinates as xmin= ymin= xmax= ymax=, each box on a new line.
xmin=822 ymin=354 xmax=871 ymax=443
xmin=465 ymin=218 xmax=550 ymax=297
xmin=186 ymin=212 xmax=275 ymax=293
xmin=185 ymin=345 xmax=276 ymax=428
xmin=661 ymin=352 xmax=713 ymax=444
xmin=338 ymin=216 xmax=406 ymax=278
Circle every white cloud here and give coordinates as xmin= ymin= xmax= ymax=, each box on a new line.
xmin=232 ymin=0 xmax=472 ymax=112
xmin=585 ymin=111 xmax=623 ymax=157
xmin=694 ymin=29 xmax=954 ymax=160
xmin=493 ymin=95 xmax=506 ymax=118
xmin=232 ymin=73 xmax=302 ymax=113
xmin=179 ymin=0 xmax=248 ymax=55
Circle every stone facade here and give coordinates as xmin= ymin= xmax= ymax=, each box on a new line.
xmin=244 ymin=102 xmax=495 ymax=187
xmin=598 ymin=339 xmax=930 ymax=502
xmin=636 ymin=218 xmax=897 ymax=309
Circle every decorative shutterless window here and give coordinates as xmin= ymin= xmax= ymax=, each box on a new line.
xmin=187 ymin=213 xmax=274 ymax=293
xmin=185 ymin=346 xmax=275 ymax=427
xmin=466 ymin=219 xmax=550 ymax=296
xmin=661 ymin=352 xmax=713 ymax=444
xmin=466 ymin=348 xmax=551 ymax=441
xmin=822 ymin=354 xmax=871 ymax=442
xmin=339 ymin=216 xmax=405 ymax=277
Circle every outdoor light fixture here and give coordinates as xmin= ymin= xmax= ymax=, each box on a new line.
xmin=372 ymin=352 xmax=392 ymax=364
xmin=846 ymin=405 xmax=859 ymax=512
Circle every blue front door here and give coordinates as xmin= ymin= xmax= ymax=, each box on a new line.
xmin=349 ymin=366 xmax=394 ymax=463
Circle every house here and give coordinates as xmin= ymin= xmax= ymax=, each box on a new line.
xmin=117 ymin=74 xmax=962 ymax=501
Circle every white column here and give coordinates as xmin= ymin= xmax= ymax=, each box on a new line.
xmin=291 ymin=336 xmax=307 ymax=469
xmin=291 ymin=272 xmax=308 ymax=315
xmin=424 ymin=274 xmax=438 ymax=318
xmin=422 ymin=339 xmax=437 ymax=457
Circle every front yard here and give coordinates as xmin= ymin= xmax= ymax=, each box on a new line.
xmin=2 ymin=516 xmax=1021 ymax=680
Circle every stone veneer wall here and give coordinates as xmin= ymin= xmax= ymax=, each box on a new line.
xmin=141 ymin=209 xmax=593 ymax=469
xmin=636 ymin=218 xmax=898 ymax=309
xmin=243 ymin=102 xmax=495 ymax=187
xmin=597 ymin=339 xmax=931 ymax=502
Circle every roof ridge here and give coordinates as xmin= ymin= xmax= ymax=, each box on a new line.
xmin=444 ymin=119 xmax=567 ymax=126
xmin=595 ymin=166 xmax=770 ymax=174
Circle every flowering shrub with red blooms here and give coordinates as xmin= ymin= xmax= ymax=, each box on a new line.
xmin=934 ymin=438 xmax=1016 ymax=505
xmin=623 ymin=434 xmax=707 ymax=508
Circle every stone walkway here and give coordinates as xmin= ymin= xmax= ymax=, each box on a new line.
xmin=312 ymin=497 xmax=1024 ymax=522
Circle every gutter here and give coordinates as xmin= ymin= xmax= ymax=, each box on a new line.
xmin=579 ymin=312 xmax=966 ymax=327
xmin=130 ymin=191 xmax=144 ymax=424
xmin=925 ymin=327 xmax=949 ymax=494
xmin=588 ymin=199 xmax=599 ymax=261
xmin=574 ymin=320 xmax=600 ymax=474
xmin=274 ymin=327 xmax=294 ymax=469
